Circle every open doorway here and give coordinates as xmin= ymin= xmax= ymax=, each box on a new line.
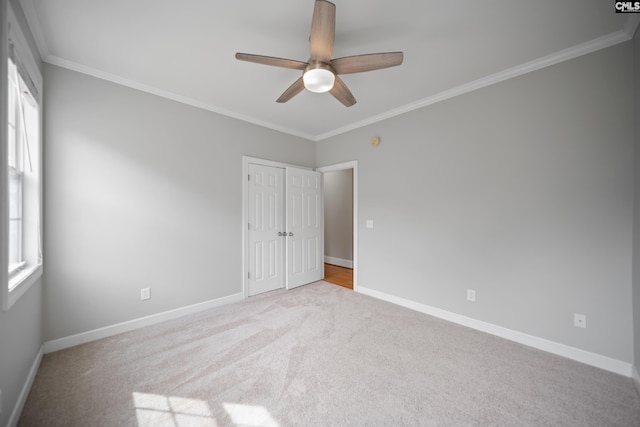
xmin=318 ymin=161 xmax=358 ymax=291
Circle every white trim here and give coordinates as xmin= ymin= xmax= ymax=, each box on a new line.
xmin=324 ymin=256 xmax=353 ymax=269
xmin=3 ymin=4 xmax=44 ymax=311
xmin=633 ymin=366 xmax=640 ymax=397
xmin=315 ymin=30 xmax=632 ymax=141
xmin=241 ymin=158 xmax=250 ymax=299
xmin=44 ymin=28 xmax=630 ymax=144
xmin=7 ymin=345 xmax=43 ymax=427
xmin=8 ymin=260 xmax=26 ymax=277
xmin=43 ymin=293 xmax=243 ymax=354
xmin=12 ymin=2 xmax=635 ymax=142
xmin=0 ymin=0 xmax=7 ymax=309
xmin=317 ymin=161 xmax=358 ymax=292
xmin=4 ymin=265 xmax=42 ymax=310
xmin=242 ymin=156 xmax=312 ymax=171
xmin=357 ymin=286 xmax=633 ymax=377
xmin=44 ymin=55 xmax=316 ymax=142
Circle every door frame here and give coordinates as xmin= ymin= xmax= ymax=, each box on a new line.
xmin=242 ymin=156 xmax=314 ymax=299
xmin=316 ymin=161 xmax=359 ymax=292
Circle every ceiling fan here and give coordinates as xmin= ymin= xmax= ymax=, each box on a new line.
xmin=235 ymin=0 xmax=403 ymax=107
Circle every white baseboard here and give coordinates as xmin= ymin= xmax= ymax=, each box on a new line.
xmin=44 ymin=293 xmax=244 ymax=354
xmin=324 ymin=256 xmax=353 ymax=269
xmin=633 ymin=366 xmax=640 ymax=396
xmin=8 ymin=345 xmax=43 ymax=427
xmin=357 ymin=286 xmax=632 ymax=377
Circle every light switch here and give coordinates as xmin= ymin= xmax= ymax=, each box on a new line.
xmin=366 ymin=220 xmax=374 ymax=229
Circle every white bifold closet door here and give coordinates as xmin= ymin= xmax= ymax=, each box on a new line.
xmin=247 ymin=164 xmax=285 ymax=296
xmin=285 ymin=167 xmax=322 ymax=289
xmin=247 ymin=164 xmax=322 ymax=296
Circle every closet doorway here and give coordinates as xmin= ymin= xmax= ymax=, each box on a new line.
xmin=242 ymin=157 xmax=323 ymax=297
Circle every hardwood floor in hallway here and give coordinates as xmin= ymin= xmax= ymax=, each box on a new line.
xmin=324 ymin=263 xmax=353 ymax=290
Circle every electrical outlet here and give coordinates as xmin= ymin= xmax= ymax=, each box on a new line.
xmin=466 ymin=289 xmax=476 ymax=302
xmin=140 ymin=288 xmax=150 ymax=301
xmin=574 ymin=313 xmax=586 ymax=328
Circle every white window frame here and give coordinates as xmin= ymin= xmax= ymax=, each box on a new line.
xmin=2 ymin=4 xmax=43 ymax=310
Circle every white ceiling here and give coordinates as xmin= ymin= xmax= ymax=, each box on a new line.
xmin=19 ymin=0 xmax=639 ymax=141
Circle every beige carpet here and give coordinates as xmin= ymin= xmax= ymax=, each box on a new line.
xmin=19 ymin=282 xmax=640 ymax=426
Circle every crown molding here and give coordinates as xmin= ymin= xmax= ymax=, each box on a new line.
xmin=15 ymin=0 xmax=635 ymax=143
xmin=316 ymin=29 xmax=632 ymax=141
xmin=44 ymin=55 xmax=316 ymax=141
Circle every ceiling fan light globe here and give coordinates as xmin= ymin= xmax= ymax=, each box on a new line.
xmin=303 ymin=68 xmax=335 ymax=93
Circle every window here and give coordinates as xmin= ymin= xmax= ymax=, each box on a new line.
xmin=3 ymin=6 xmax=43 ymax=310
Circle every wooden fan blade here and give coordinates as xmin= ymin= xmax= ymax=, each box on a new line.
xmin=235 ymin=53 xmax=307 ymax=70
xmin=277 ymin=77 xmax=305 ymax=103
xmin=332 ymin=52 xmax=404 ymax=75
xmin=309 ymin=0 xmax=335 ymax=62
xmin=330 ymin=76 xmax=356 ymax=107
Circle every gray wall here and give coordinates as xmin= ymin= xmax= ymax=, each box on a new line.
xmin=2 ymin=7 xmax=638 ymax=422
xmin=317 ymin=42 xmax=635 ymax=362
xmin=633 ymin=27 xmax=640 ymax=375
xmin=0 ymin=282 xmax=42 ymax=426
xmin=43 ymin=64 xmax=315 ymax=341
xmin=0 ymin=1 xmax=43 ymax=426
xmin=324 ymin=169 xmax=353 ymax=262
